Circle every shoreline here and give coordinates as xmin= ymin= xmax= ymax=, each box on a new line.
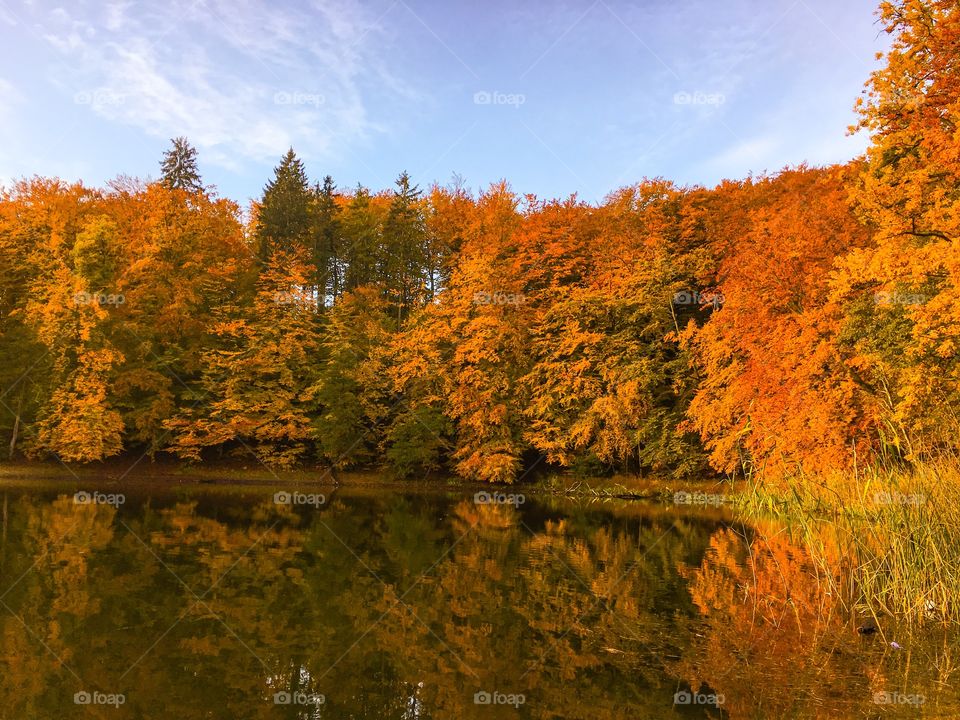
xmin=0 ymin=459 xmax=733 ymax=502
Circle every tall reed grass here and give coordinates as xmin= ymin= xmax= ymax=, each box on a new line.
xmin=737 ymin=459 xmax=960 ymax=626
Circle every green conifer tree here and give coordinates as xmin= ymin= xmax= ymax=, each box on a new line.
xmin=159 ymin=137 xmax=204 ymax=193
xmin=256 ymin=149 xmax=312 ymax=262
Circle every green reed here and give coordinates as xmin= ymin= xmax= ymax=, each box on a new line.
xmin=736 ymin=459 xmax=960 ymax=626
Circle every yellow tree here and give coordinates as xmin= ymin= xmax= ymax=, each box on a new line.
xmin=392 ymin=183 xmax=527 ymax=482
xmin=522 ymin=181 xmax=707 ymax=476
xmin=19 ymin=198 xmax=127 ymax=462
xmin=104 ymin=182 xmax=251 ymax=455
xmin=840 ymin=0 xmax=960 ymax=458
xmin=683 ymin=167 xmax=872 ymax=475
xmin=165 ymin=248 xmax=319 ymax=467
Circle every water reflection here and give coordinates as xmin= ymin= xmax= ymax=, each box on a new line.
xmin=0 ymin=486 xmax=954 ymax=718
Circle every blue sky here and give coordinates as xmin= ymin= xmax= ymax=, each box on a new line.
xmin=0 ymin=0 xmax=886 ymax=204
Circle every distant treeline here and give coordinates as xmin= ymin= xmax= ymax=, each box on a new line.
xmin=1 ymin=0 xmax=958 ymax=482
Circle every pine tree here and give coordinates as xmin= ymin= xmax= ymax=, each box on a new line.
xmin=311 ymin=175 xmax=341 ymax=305
xmin=341 ymin=186 xmax=382 ymax=292
xmin=159 ymin=137 xmax=204 ymax=193
xmin=381 ymin=172 xmax=429 ymax=323
xmin=309 ymin=287 xmax=392 ymax=469
xmin=256 ymin=149 xmax=312 ymax=262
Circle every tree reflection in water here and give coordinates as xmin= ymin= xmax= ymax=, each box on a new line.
xmin=0 ymin=487 xmax=955 ymax=719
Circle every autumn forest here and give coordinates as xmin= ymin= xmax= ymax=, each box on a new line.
xmin=2 ymin=2 xmax=958 ymax=488
xmin=4 ymin=1 xmax=960 ymax=718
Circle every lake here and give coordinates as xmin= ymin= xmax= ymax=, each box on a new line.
xmin=0 ymin=481 xmax=955 ymax=718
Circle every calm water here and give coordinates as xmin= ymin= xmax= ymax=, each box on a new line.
xmin=0 ymin=482 xmax=956 ymax=719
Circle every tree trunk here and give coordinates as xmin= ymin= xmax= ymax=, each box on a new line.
xmin=8 ymin=387 xmax=23 ymax=460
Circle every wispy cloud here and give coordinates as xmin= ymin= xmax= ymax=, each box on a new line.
xmin=2 ymin=0 xmax=885 ymax=200
xmin=37 ymin=0 xmax=408 ymax=167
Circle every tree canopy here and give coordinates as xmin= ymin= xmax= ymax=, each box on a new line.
xmin=2 ymin=0 xmax=959 ymax=482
